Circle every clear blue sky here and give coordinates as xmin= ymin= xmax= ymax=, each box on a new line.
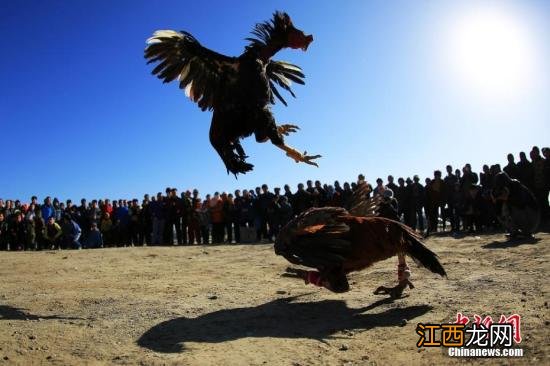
xmin=1 ymin=0 xmax=549 ymax=202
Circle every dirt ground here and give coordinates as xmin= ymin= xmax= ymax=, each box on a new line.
xmin=0 ymin=231 xmax=548 ymax=366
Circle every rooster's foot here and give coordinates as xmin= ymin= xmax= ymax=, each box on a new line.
xmin=277 ymin=144 xmax=321 ymax=167
xmin=286 ymin=149 xmax=321 ymax=167
xmin=373 ymin=279 xmax=414 ymax=299
xmin=278 ymin=124 xmax=300 ymax=136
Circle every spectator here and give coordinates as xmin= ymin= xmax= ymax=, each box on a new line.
xmin=84 ymin=222 xmax=103 ymax=249
xmin=408 ymin=175 xmax=425 ymax=232
xmin=327 ymin=185 xmax=341 ymax=207
xmin=45 ymin=216 xmax=63 ymax=250
xmin=460 ymin=164 xmax=479 ymax=194
xmin=278 ymin=195 xmax=294 ymax=227
xmin=463 ymin=185 xmax=483 ymax=233
xmin=341 ymin=182 xmax=353 ymax=209
xmin=30 ymin=196 xmax=40 ymax=212
xmin=544 ymin=147 xmax=550 ymax=216
xmin=426 ymin=170 xmax=446 ymax=235
xmin=394 ymin=178 xmax=408 ymax=222
xmin=222 ymin=192 xmax=234 ymax=243
xmin=293 ymin=183 xmax=312 ymax=215
xmin=165 ymin=188 xmax=183 ymax=245
xmin=102 ymin=199 xmax=113 ymax=217
xmin=517 ymin=152 xmax=534 ymax=190
xmin=266 ymin=194 xmax=280 ymax=241
xmin=210 ymin=192 xmax=225 ymax=243
xmin=372 ymin=178 xmax=386 ymax=197
xmin=129 ymin=199 xmax=141 ymax=246
xmin=88 ymin=200 xmax=101 ymax=226
xmin=530 ymin=146 xmax=549 ymax=216
xmin=4 ymin=200 xmax=14 ymax=218
xmin=232 ymin=190 xmax=243 ymax=243
xmin=62 ymin=214 xmax=82 ymax=249
xmin=0 ymin=212 xmax=9 ymax=250
xmin=387 ymin=175 xmax=398 ymax=196
xmin=199 ymin=195 xmax=211 ymax=244
xmin=116 ymin=199 xmax=130 ymax=246
xmin=314 ymin=180 xmax=327 ymax=206
xmin=283 ymin=184 xmax=294 ymax=204
xmin=259 ymin=185 xmax=276 ymax=241
xmin=66 ymin=199 xmax=73 ymax=213
xmin=100 ymin=212 xmax=113 ymax=247
xmin=34 ymin=213 xmax=46 ymax=250
xmin=455 ymin=168 xmax=462 ymax=181
xmin=334 ymin=181 xmax=343 ymax=195
xmin=378 ymin=189 xmax=400 ymax=221
xmin=53 ymin=199 xmax=63 ymax=222
xmin=443 ymin=165 xmax=458 ymax=231
xmin=449 ymin=183 xmax=463 ymax=232
xmin=239 ymin=190 xmax=254 ymax=229
xmin=78 ymin=199 xmax=90 ymax=241
xmin=24 ymin=204 xmax=37 ymax=250
xmin=503 ymin=153 xmax=519 ymax=180
xmin=10 ymin=212 xmax=26 ymax=251
xmin=493 ymin=172 xmax=539 ymax=239
xmin=151 ymin=193 xmax=166 ymax=245
xmin=188 ymin=189 xmax=202 ymax=244
xmin=180 ymin=191 xmax=192 ymax=245
xmin=140 ymin=195 xmax=152 ymax=245
xmin=41 ymin=196 xmax=55 ymax=221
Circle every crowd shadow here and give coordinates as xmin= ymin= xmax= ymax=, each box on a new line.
xmin=0 ymin=305 xmax=82 ymax=321
xmin=482 ymin=237 xmax=541 ymax=249
xmin=137 ymin=295 xmax=432 ymax=353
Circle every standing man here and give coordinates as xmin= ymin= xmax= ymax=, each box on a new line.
xmin=409 ymin=175 xmax=425 ymax=232
xmin=151 ymin=193 xmax=166 ymax=245
xmin=503 ymin=153 xmax=520 ymax=180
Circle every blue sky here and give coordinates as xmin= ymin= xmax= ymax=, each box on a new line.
xmin=1 ymin=0 xmax=549 ymax=202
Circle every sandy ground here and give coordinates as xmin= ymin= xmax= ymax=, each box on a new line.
xmin=0 ymin=231 xmax=548 ymax=366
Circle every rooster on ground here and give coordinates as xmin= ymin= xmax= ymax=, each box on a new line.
xmin=145 ymin=11 xmax=320 ymax=175
xmin=275 ymin=185 xmax=447 ymax=298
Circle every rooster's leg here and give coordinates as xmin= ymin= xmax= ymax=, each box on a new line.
xmin=210 ymin=118 xmax=253 ymax=175
xmin=276 ymin=144 xmax=321 ymax=167
xmin=373 ymin=254 xmax=414 ymax=298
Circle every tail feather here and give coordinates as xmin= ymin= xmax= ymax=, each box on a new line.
xmin=402 ymin=227 xmax=447 ymax=277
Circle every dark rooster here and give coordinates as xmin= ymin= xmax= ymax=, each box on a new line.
xmin=144 ymin=12 xmax=320 ymax=175
xmin=275 ymin=185 xmax=447 ymax=298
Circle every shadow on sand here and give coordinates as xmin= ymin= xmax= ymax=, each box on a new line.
xmin=137 ymin=295 xmax=432 ymax=353
xmin=0 ymin=305 xmax=82 ymax=321
xmin=482 ymin=237 xmax=541 ymax=249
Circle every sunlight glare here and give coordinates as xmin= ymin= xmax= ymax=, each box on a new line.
xmin=447 ymin=6 xmax=537 ymax=100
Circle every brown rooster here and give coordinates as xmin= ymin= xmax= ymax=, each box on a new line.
xmin=275 ymin=185 xmax=447 ymax=298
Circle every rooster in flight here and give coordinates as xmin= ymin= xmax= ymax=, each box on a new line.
xmin=145 ymin=11 xmax=320 ymax=175
xmin=276 ymin=185 xmax=447 ymax=298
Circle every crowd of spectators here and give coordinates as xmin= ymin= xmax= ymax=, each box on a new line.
xmin=1 ymin=146 xmax=548 ymax=251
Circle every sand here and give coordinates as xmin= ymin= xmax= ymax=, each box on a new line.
xmin=0 ymin=232 xmax=548 ymax=365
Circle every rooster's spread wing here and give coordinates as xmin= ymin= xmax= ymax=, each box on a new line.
xmin=145 ymin=30 xmax=239 ymax=111
xmin=348 ymin=183 xmax=381 ymax=217
xmin=266 ymin=60 xmax=305 ymax=106
xmin=275 ymin=207 xmax=353 ymax=270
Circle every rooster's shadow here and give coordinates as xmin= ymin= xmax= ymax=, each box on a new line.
xmin=137 ymin=295 xmax=432 ymax=353
xmin=0 ymin=305 xmax=82 ymax=321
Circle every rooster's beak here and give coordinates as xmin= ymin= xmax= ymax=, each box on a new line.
xmin=301 ymin=35 xmax=313 ymax=51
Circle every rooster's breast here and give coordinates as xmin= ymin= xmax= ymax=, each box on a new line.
xmin=236 ymin=57 xmax=270 ymax=106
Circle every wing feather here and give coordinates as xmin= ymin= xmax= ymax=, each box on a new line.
xmin=349 ymin=183 xmax=381 ymax=217
xmin=145 ymin=30 xmax=239 ymax=111
xmin=266 ymin=60 xmax=306 ymax=106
